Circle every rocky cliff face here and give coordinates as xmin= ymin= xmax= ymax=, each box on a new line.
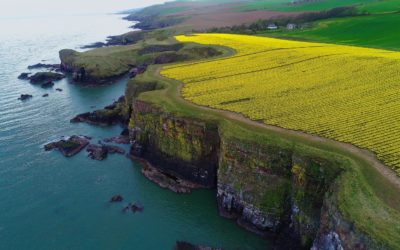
xmin=128 ymin=99 xmax=379 ymax=249
xmin=129 ymin=100 xmax=220 ymax=187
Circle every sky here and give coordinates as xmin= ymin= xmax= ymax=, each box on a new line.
xmin=0 ymin=0 xmax=169 ymax=18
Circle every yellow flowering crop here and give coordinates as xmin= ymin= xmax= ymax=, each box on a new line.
xmin=161 ymin=34 xmax=400 ymax=174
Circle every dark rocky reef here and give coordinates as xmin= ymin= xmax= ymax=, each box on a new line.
xmin=125 ymin=14 xmax=184 ymax=30
xmin=29 ymin=72 xmax=65 ymax=84
xmin=110 ymin=195 xmax=124 ymax=202
xmin=87 ymin=144 xmax=108 ymax=161
xmin=27 ymin=63 xmax=60 ymax=71
xmin=103 ymin=135 xmax=130 ymax=145
xmin=44 ymin=135 xmax=90 ymax=157
xmin=18 ymin=94 xmax=32 ymax=101
xmin=122 ymin=202 xmax=144 ymax=213
xmin=86 ymin=143 xmax=125 ymax=161
xmin=175 ymin=241 xmax=222 ymax=250
xmin=106 ymin=31 xmax=145 ymax=46
xmin=41 ymin=81 xmax=54 ymax=89
xmin=80 ymin=42 xmax=106 ymax=49
xmin=80 ymin=31 xmax=145 ymax=49
xmin=18 ymin=73 xmax=31 ymax=80
xmin=71 ymin=96 xmax=128 ymax=126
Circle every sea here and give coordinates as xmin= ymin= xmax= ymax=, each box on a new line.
xmin=0 ymin=13 xmax=269 ymax=249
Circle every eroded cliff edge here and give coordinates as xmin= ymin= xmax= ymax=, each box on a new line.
xmin=127 ymin=97 xmax=383 ymax=249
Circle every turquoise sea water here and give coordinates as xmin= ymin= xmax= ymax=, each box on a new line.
xmin=0 ymin=14 xmax=269 ymax=249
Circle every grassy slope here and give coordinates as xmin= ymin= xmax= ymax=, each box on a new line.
xmin=129 ymin=41 xmax=400 ymax=248
xmin=73 ymin=45 xmax=140 ymax=78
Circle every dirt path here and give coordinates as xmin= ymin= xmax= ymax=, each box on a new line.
xmin=155 ymin=67 xmax=400 ymax=190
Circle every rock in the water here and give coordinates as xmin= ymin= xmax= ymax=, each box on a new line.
xmin=71 ymin=96 xmax=127 ymax=126
xmin=18 ymin=73 xmax=31 ymax=80
xmin=56 ymin=88 xmax=63 ymax=92
xmin=141 ymin=164 xmax=201 ymax=194
xmin=175 ymin=241 xmax=222 ymax=250
xmin=29 ymin=72 xmax=65 ymax=84
xmin=80 ymin=42 xmax=106 ymax=49
xmin=18 ymin=94 xmax=33 ymax=101
xmin=87 ymin=144 xmax=108 ymax=161
xmin=41 ymin=81 xmax=54 ymax=88
xmin=122 ymin=202 xmax=144 ymax=213
xmin=110 ymin=195 xmax=123 ymax=203
xmin=42 ymin=94 xmax=49 ymax=97
xmin=103 ymin=135 xmax=130 ymax=144
xmin=131 ymin=203 xmax=144 ymax=213
xmin=28 ymin=63 xmax=60 ymax=71
xmin=44 ymin=135 xmax=90 ymax=157
xmin=101 ymin=143 xmax=125 ymax=154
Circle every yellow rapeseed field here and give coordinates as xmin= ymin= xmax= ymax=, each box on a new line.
xmin=161 ymin=34 xmax=400 ymax=174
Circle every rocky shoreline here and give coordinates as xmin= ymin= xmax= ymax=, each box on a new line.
xmin=140 ymin=161 xmax=204 ymax=194
xmin=70 ymin=96 xmax=128 ymax=126
xmin=44 ymin=135 xmax=91 ymax=157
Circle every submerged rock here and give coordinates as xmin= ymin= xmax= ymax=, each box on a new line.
xmin=41 ymin=81 xmax=54 ymax=88
xmin=18 ymin=72 xmax=31 ymax=80
xmin=122 ymin=202 xmax=144 ymax=213
xmin=131 ymin=203 xmax=143 ymax=213
xmin=86 ymin=144 xmax=108 ymax=161
xmin=101 ymin=143 xmax=125 ymax=154
xmin=18 ymin=94 xmax=33 ymax=101
xmin=175 ymin=241 xmax=222 ymax=250
xmin=103 ymin=135 xmax=130 ymax=145
xmin=80 ymin=42 xmax=106 ymax=49
xmin=71 ymin=96 xmax=127 ymax=126
xmin=28 ymin=63 xmax=60 ymax=71
xmin=44 ymin=135 xmax=90 ymax=157
xmin=110 ymin=195 xmax=123 ymax=203
xmin=29 ymin=72 xmax=65 ymax=84
xmin=86 ymin=143 xmax=125 ymax=161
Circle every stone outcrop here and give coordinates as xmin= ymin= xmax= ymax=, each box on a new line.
xmin=18 ymin=94 xmax=32 ymax=101
xmin=27 ymin=63 xmax=60 ymax=71
xmin=86 ymin=143 xmax=125 ymax=161
xmin=29 ymin=72 xmax=65 ymax=84
xmin=44 ymin=135 xmax=90 ymax=157
xmin=175 ymin=241 xmax=222 ymax=250
xmin=71 ymin=96 xmax=128 ymax=126
xmin=18 ymin=73 xmax=31 ymax=80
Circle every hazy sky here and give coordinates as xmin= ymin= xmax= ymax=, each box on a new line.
xmin=0 ymin=0 xmax=169 ymax=17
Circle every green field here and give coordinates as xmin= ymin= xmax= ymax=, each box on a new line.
xmin=237 ymin=0 xmax=378 ymax=12
xmin=358 ymin=0 xmax=400 ymax=13
xmin=266 ymin=13 xmax=400 ymax=51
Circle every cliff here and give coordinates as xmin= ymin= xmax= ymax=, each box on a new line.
xmin=129 ymin=100 xmax=220 ymax=187
xmin=127 ymin=97 xmax=385 ymax=249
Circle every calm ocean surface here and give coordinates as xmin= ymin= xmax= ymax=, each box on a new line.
xmin=0 ymin=14 xmax=268 ymax=249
